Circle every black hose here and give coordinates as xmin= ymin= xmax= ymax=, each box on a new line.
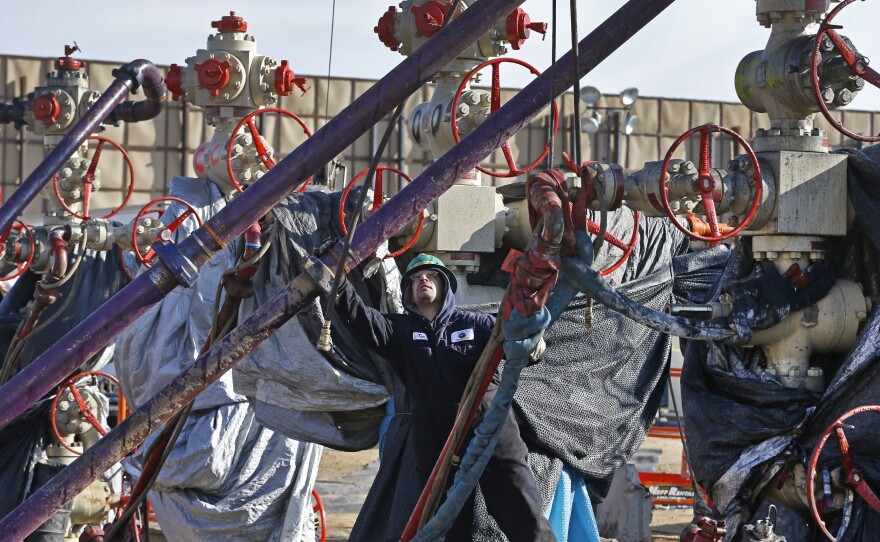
xmin=561 ymin=233 xmax=738 ymax=341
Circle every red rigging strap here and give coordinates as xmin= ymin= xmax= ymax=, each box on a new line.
xmin=0 ymin=0 xmax=678 ymax=535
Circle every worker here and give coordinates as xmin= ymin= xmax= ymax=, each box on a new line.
xmin=332 ymin=253 xmax=556 ymax=541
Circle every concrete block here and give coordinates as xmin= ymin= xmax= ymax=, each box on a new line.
xmin=596 ymin=464 xmax=653 ymax=542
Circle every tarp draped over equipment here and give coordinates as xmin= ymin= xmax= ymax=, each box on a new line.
xmin=233 ymin=188 xmax=396 ymax=452
xmin=681 ymin=145 xmax=880 ymax=540
xmin=115 ymin=177 xmax=320 ymax=542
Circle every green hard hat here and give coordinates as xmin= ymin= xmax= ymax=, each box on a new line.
xmin=402 ymin=253 xmax=457 ymax=293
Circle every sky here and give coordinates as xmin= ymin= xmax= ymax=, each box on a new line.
xmin=2 ymin=1 xmax=879 ymax=110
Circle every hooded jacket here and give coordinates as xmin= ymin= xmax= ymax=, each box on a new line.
xmin=334 ymin=271 xmax=495 ymax=458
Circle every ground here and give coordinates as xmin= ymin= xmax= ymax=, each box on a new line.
xmin=314 ymin=435 xmax=693 ymax=541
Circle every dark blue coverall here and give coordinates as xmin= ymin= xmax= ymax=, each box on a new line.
xmin=335 ymin=273 xmax=556 ymax=541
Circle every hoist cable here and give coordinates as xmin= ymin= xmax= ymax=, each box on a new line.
xmin=324 ymin=0 xmax=338 ymax=121
xmin=569 ymin=0 xmax=582 ymax=166
xmin=546 ymin=0 xmax=558 ymax=168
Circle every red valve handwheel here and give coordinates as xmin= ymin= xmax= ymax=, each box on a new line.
xmin=0 ymin=221 xmax=35 ymax=281
xmin=810 ymin=0 xmax=880 ymax=143
xmin=312 ymin=489 xmax=327 ymax=542
xmin=587 ymin=210 xmax=640 ymax=277
xmin=226 ymin=107 xmax=313 ymax=193
xmin=451 ymin=58 xmax=559 ymax=178
xmin=52 ymin=136 xmax=135 ymax=220
xmin=807 ymin=405 xmax=880 ymax=542
xmin=50 ymin=371 xmax=120 ymax=456
xmin=339 ymin=166 xmax=424 ymax=259
xmin=659 ymin=125 xmax=762 ymax=242
xmin=131 ymin=197 xmax=203 ymax=266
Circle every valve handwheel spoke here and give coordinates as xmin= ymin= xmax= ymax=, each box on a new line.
xmin=810 ymin=0 xmax=880 ymax=142
xmin=226 ymin=107 xmax=312 ymax=193
xmin=50 ymin=371 xmax=120 ymax=456
xmin=246 ymin=119 xmax=276 ymax=169
xmin=807 ymin=405 xmax=880 ymax=542
xmin=52 ymin=135 xmax=135 ymax=220
xmin=659 ymin=124 xmax=762 ymax=242
xmin=0 ymin=221 xmax=35 ymax=281
xmin=339 ymin=166 xmax=424 ymax=259
xmin=451 ymin=58 xmax=559 ymax=178
xmin=131 ymin=197 xmax=203 ymax=266
xmin=696 ymin=128 xmax=721 ymax=238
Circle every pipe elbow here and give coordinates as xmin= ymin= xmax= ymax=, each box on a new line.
xmin=47 ymin=229 xmax=69 ymax=279
xmin=107 ymin=60 xmax=167 ymax=124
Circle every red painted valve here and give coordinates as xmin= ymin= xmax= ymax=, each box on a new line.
xmin=32 ymin=94 xmax=60 ymax=125
xmin=810 ymin=0 xmax=880 ymax=142
xmin=50 ymin=371 xmax=120 ymax=456
xmin=451 ymin=58 xmax=559 ymax=178
xmin=226 ymin=107 xmax=313 ymax=193
xmin=131 ymin=197 xmax=203 ymax=266
xmin=568 ymin=159 xmax=640 ymax=276
xmin=339 ymin=166 xmax=424 ymax=259
xmin=312 ymin=489 xmax=327 ymax=542
xmin=375 ymin=6 xmax=400 ymax=51
xmin=52 ymin=136 xmax=135 ymax=220
xmin=0 ymin=221 xmax=35 ymax=281
xmin=807 ymin=405 xmax=880 ymax=542
xmin=505 ymin=7 xmax=547 ymax=50
xmin=659 ymin=125 xmax=762 ymax=242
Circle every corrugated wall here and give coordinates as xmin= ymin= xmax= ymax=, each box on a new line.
xmin=2 ymin=53 xmax=877 ymax=220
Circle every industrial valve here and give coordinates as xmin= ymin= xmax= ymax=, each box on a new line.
xmin=130 ymin=197 xmax=203 ymax=265
xmin=339 ymin=166 xmax=424 ymax=258
xmin=51 ymin=135 xmax=135 ymax=221
xmin=736 ymin=0 xmax=873 ymax=150
xmin=376 ymin=1 xmax=550 ymax=296
xmin=449 ymin=57 xmax=558 ymax=178
xmin=375 ymin=2 xmax=546 ymax=60
xmin=167 ymin=11 xmax=311 ymax=194
xmin=810 ymin=0 xmax=880 ymax=142
xmin=807 ymin=406 xmax=880 ymax=541
xmin=225 ymin=107 xmax=312 ymax=192
xmin=50 ymin=371 xmax=118 ymax=456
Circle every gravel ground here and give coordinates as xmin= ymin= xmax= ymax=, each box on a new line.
xmin=314 ymin=435 xmax=694 ymax=541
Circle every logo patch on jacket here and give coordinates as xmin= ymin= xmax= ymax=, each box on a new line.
xmin=451 ymin=329 xmax=474 ymax=343
xmin=413 ymin=332 xmax=428 ymax=341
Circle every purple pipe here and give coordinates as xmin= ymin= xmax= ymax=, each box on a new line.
xmin=0 ymin=0 xmax=527 ymax=432
xmin=0 ymin=60 xmax=166 ymax=237
xmin=0 ymin=0 xmax=676 ymax=535
xmin=106 ymin=61 xmax=167 ymax=124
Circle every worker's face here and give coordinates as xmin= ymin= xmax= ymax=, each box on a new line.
xmin=410 ymin=269 xmax=442 ymax=306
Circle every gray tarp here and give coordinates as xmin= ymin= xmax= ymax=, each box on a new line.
xmin=114 ymin=177 xmax=320 ymax=542
xmin=232 ymin=188 xmax=395 ymax=452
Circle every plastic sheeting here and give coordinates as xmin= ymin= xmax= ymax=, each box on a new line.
xmin=233 ymin=188 xmax=396 ymax=452
xmin=681 ymin=144 xmax=880 ymax=540
xmin=114 ymin=177 xmax=321 ymax=541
